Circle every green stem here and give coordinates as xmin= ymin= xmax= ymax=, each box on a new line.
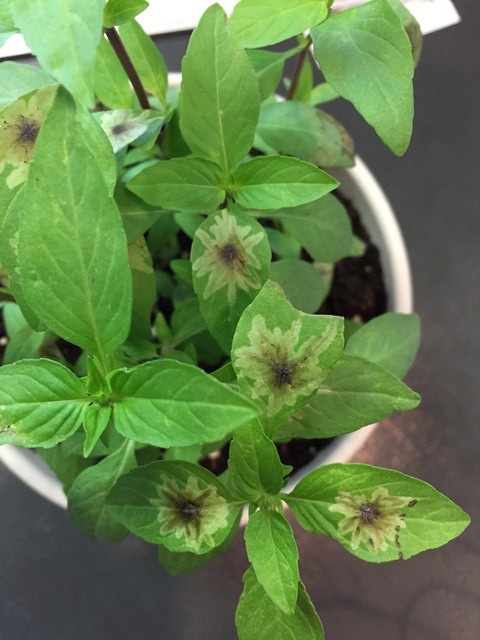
xmin=105 ymin=27 xmax=150 ymax=109
xmin=286 ymin=36 xmax=312 ymax=100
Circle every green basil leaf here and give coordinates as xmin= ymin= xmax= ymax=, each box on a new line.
xmin=245 ymin=510 xmax=299 ymax=613
xmin=67 ymin=440 xmax=137 ymax=543
xmin=118 ymin=20 xmax=168 ymax=110
xmin=0 ymin=85 xmax=59 ymax=332
xmin=245 ymin=50 xmax=286 ymax=101
xmin=345 ymin=312 xmax=421 ymax=379
xmin=0 ymin=62 xmax=55 ymax=110
xmin=38 ymin=445 xmax=91 ymax=493
xmin=265 ymin=195 xmax=353 ymax=263
xmin=0 ymin=0 xmax=16 ymax=35
xmin=276 ymin=354 xmax=420 ymax=440
xmin=0 ymin=359 xmax=90 ymax=448
xmin=109 ymin=359 xmax=258 ymax=447
xmin=13 ymin=0 xmax=104 ymax=107
xmin=127 ymin=236 xmax=156 ymax=345
xmin=228 ymin=420 xmax=284 ymax=501
xmin=15 ymin=88 xmax=132 ymax=361
xmin=284 ymin=463 xmax=470 ymax=562
xmin=83 ymin=403 xmax=113 ymax=457
xmin=191 ymin=208 xmax=271 ymax=352
xmin=255 ymin=101 xmax=355 ymax=168
xmin=230 ymin=0 xmax=329 ymax=48
xmin=266 ymin=228 xmax=301 ymax=260
xmin=311 ymin=0 xmax=414 ymax=155
xmin=385 ymin=0 xmax=422 ymax=65
xmin=94 ymin=37 xmax=133 ymax=109
xmin=232 ymin=281 xmax=343 ymax=432
xmin=2 ymin=302 xmax=45 ymax=364
xmin=127 ymin=157 xmax=226 ymax=213
xmin=180 ymin=3 xmax=260 ymax=172
xmin=309 ymin=82 xmax=339 ymax=107
xmin=230 ymin=156 xmax=338 ymax=210
xmin=270 ymin=259 xmax=326 ymax=314
xmin=291 ymin=55 xmax=314 ymax=103
xmin=106 ymin=460 xmax=242 ymax=553
xmin=236 ymin=567 xmax=324 ymax=639
xmin=104 ymin=0 xmax=149 ymax=28
xmin=115 ymin=182 xmax=162 ymax=244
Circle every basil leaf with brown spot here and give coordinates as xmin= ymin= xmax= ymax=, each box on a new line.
xmin=275 ymin=354 xmax=420 ymax=440
xmin=232 ymin=281 xmax=343 ymax=433
xmin=191 ymin=208 xmax=270 ymax=353
xmin=107 ymin=460 xmax=243 ymax=554
xmin=284 ymin=463 xmax=470 ymax=562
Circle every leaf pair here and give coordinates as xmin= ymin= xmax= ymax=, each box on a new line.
xmin=127 ymin=4 xmax=339 ymax=214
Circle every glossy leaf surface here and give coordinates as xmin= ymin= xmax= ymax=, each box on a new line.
xmin=109 ymin=359 xmax=258 ymax=447
xmin=0 ymin=359 xmax=89 ymax=448
xmin=245 ymin=510 xmax=299 ymax=613
xmin=231 ymin=156 xmax=338 ymax=210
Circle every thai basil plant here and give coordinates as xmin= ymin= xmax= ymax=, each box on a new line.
xmin=0 ymin=0 xmax=469 ymax=637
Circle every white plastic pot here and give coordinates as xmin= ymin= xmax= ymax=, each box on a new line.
xmin=0 ymin=157 xmax=413 ymax=509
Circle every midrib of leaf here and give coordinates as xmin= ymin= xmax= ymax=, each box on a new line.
xmin=328 ymin=20 xmax=409 ymax=124
xmin=1 ymin=397 xmax=88 ymax=409
xmin=63 ymin=137 xmax=110 ymax=370
xmin=264 ymin=520 xmax=296 ymax=610
xmin=212 ymin=35 xmax=229 ymax=172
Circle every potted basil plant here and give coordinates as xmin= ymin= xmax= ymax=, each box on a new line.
xmin=0 ymin=0 xmax=469 ymax=637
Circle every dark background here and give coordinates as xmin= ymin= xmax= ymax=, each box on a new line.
xmin=1 ymin=1 xmax=478 ymax=638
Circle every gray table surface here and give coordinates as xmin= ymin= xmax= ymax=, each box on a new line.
xmin=1 ymin=1 xmax=479 ymax=638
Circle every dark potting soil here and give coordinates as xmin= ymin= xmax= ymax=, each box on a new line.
xmin=319 ymin=191 xmax=387 ymax=321
xmin=201 ymin=194 xmax=387 ymax=477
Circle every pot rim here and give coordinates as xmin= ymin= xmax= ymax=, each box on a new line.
xmin=0 ymin=156 xmax=413 ymax=509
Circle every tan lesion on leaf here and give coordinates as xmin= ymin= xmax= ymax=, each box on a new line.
xmin=150 ymin=474 xmax=230 ymax=551
xmin=233 ymin=315 xmax=336 ymax=417
xmin=192 ymin=210 xmax=264 ymax=306
xmin=329 ymin=487 xmax=417 ymax=555
xmin=0 ymin=92 xmax=48 ymax=189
